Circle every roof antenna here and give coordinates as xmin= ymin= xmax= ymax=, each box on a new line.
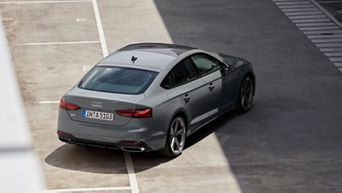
xmin=131 ymin=56 xmax=137 ymax=63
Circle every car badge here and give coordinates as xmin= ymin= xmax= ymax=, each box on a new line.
xmin=90 ymin=101 xmax=103 ymax=108
xmin=131 ymin=56 xmax=137 ymax=63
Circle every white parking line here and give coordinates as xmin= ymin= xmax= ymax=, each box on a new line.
xmin=16 ymin=40 xmax=100 ymax=46
xmin=324 ymin=52 xmax=342 ymax=57
xmin=82 ymin=65 xmax=92 ymax=71
xmin=304 ymin=29 xmax=342 ymax=34
xmin=76 ymin=18 xmax=88 ymax=22
xmin=90 ymin=0 xmax=139 ymax=192
xmin=124 ymin=152 xmax=140 ymax=193
xmin=46 ymin=186 xmax=131 ymax=193
xmin=276 ymin=2 xmax=311 ymax=5
xmin=91 ymin=0 xmax=108 ymax=57
xmin=0 ymin=0 xmax=90 ymax=4
xmin=39 ymin=100 xmax=59 ymax=104
xmin=334 ymin=62 xmax=342 ymax=67
xmin=2 ymin=17 xmax=14 ymax=21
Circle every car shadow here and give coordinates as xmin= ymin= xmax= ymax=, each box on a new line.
xmin=46 ymin=144 xmax=127 ymax=174
xmin=45 ymin=110 xmax=241 ymax=174
xmin=45 ymin=142 xmax=173 ymax=174
xmin=185 ymin=110 xmax=241 ymax=149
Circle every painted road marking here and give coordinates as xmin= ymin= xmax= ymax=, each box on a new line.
xmin=283 ymin=8 xmax=319 ymax=12
xmin=293 ymin=18 xmax=331 ymax=23
xmin=16 ymin=40 xmax=100 ymax=46
xmin=312 ymin=38 xmax=342 ymax=43
xmin=304 ymin=29 xmax=342 ymax=34
xmin=46 ymin=186 xmax=131 ymax=193
xmin=279 ymin=5 xmax=315 ymax=9
xmin=276 ymin=2 xmax=311 ymax=5
xmin=285 ymin=11 xmax=322 ymax=16
xmin=316 ymin=43 xmax=342 ymax=47
xmin=320 ymin=47 xmax=342 ymax=52
xmin=329 ymin=57 xmax=342 ymax=62
xmin=76 ymin=18 xmax=88 ymax=22
xmin=2 ymin=18 xmax=14 ymax=21
xmin=0 ymin=0 xmax=90 ymax=4
xmin=300 ymin=26 xmax=339 ymax=30
xmin=91 ymin=0 xmax=139 ymax=192
xmin=124 ymin=152 xmax=140 ymax=193
xmin=273 ymin=0 xmax=342 ymax=73
xmin=2 ymin=0 xmax=139 ymax=192
xmin=82 ymin=65 xmax=92 ymax=71
xmin=309 ymin=34 xmax=342 ymax=39
xmin=289 ymin=15 xmax=327 ymax=19
xmin=324 ymin=52 xmax=342 ymax=57
xmin=91 ymin=0 xmax=108 ymax=57
xmin=311 ymin=0 xmax=342 ymax=29
xmin=296 ymin=22 xmax=335 ymax=27
xmin=333 ymin=62 xmax=342 ymax=66
xmin=39 ymin=100 xmax=59 ymax=104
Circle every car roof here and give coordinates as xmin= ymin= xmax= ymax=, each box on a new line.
xmin=98 ymin=43 xmax=197 ymax=71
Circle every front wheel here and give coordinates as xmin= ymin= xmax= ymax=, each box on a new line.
xmin=160 ymin=116 xmax=187 ymax=157
xmin=236 ymin=76 xmax=254 ymax=113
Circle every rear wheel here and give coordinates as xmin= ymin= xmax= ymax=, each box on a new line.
xmin=161 ymin=116 xmax=187 ymax=157
xmin=237 ymin=76 xmax=254 ymax=113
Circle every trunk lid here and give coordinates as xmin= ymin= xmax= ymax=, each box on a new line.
xmin=64 ymin=87 xmax=144 ymax=126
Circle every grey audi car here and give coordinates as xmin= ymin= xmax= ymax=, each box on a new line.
xmin=57 ymin=43 xmax=255 ymax=157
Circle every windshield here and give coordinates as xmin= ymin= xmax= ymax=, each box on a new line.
xmin=79 ymin=66 xmax=158 ymax=94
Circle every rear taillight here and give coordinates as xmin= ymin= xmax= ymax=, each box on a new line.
xmin=57 ymin=131 xmax=70 ymax=137
xmin=59 ymin=98 xmax=80 ymax=110
xmin=115 ymin=108 xmax=152 ymax=118
xmin=120 ymin=141 xmax=141 ymax=145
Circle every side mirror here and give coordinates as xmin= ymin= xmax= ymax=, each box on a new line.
xmin=221 ymin=63 xmax=230 ymax=73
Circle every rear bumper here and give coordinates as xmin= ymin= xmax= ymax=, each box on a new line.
xmin=57 ymin=109 xmax=167 ymax=151
xmin=57 ymin=131 xmax=151 ymax=152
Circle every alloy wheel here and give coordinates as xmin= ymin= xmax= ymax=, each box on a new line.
xmin=169 ymin=117 xmax=186 ymax=155
xmin=240 ymin=77 xmax=254 ymax=110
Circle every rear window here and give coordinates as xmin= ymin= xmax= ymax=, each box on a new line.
xmin=79 ymin=66 xmax=158 ymax=94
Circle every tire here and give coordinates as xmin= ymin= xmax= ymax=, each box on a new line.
xmin=160 ymin=116 xmax=187 ymax=157
xmin=236 ymin=76 xmax=254 ymax=113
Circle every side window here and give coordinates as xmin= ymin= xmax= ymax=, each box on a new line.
xmin=172 ymin=58 xmax=199 ymax=86
xmin=160 ymin=58 xmax=199 ymax=89
xmin=161 ymin=73 xmax=173 ymax=89
xmin=190 ymin=54 xmax=221 ymax=75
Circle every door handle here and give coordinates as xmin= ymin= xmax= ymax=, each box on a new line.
xmin=184 ymin=94 xmax=190 ymax=103
xmin=209 ymin=83 xmax=215 ymax=91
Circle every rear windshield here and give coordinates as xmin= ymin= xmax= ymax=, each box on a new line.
xmin=79 ymin=66 xmax=158 ymax=94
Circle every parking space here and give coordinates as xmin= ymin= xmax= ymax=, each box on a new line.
xmin=1 ymin=0 xmax=342 ymax=193
xmin=12 ymin=44 xmax=101 ymax=102
xmin=0 ymin=0 xmax=132 ymax=191
xmin=0 ymin=1 xmax=98 ymax=43
xmin=97 ymin=0 xmax=172 ymax=52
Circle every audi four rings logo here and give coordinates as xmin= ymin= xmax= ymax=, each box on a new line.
xmin=90 ymin=101 xmax=103 ymax=108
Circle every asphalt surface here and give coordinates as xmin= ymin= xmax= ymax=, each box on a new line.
xmin=154 ymin=0 xmax=342 ymax=192
xmin=1 ymin=0 xmax=342 ymax=192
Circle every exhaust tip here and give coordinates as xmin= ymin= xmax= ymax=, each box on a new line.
xmin=121 ymin=146 xmax=145 ymax=152
xmin=120 ymin=141 xmax=146 ymax=152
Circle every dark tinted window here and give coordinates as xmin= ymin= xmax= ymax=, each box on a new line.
xmin=172 ymin=58 xmax=199 ymax=86
xmin=190 ymin=54 xmax=221 ymax=75
xmin=161 ymin=73 xmax=174 ymax=89
xmin=79 ymin=66 xmax=158 ymax=94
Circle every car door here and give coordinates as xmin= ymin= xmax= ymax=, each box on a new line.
xmin=218 ymin=54 xmax=242 ymax=110
xmin=190 ymin=53 xmax=223 ymax=116
xmin=161 ymin=58 xmax=213 ymax=131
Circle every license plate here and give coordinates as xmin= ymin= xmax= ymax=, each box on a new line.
xmin=83 ymin=110 xmax=114 ymax=121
